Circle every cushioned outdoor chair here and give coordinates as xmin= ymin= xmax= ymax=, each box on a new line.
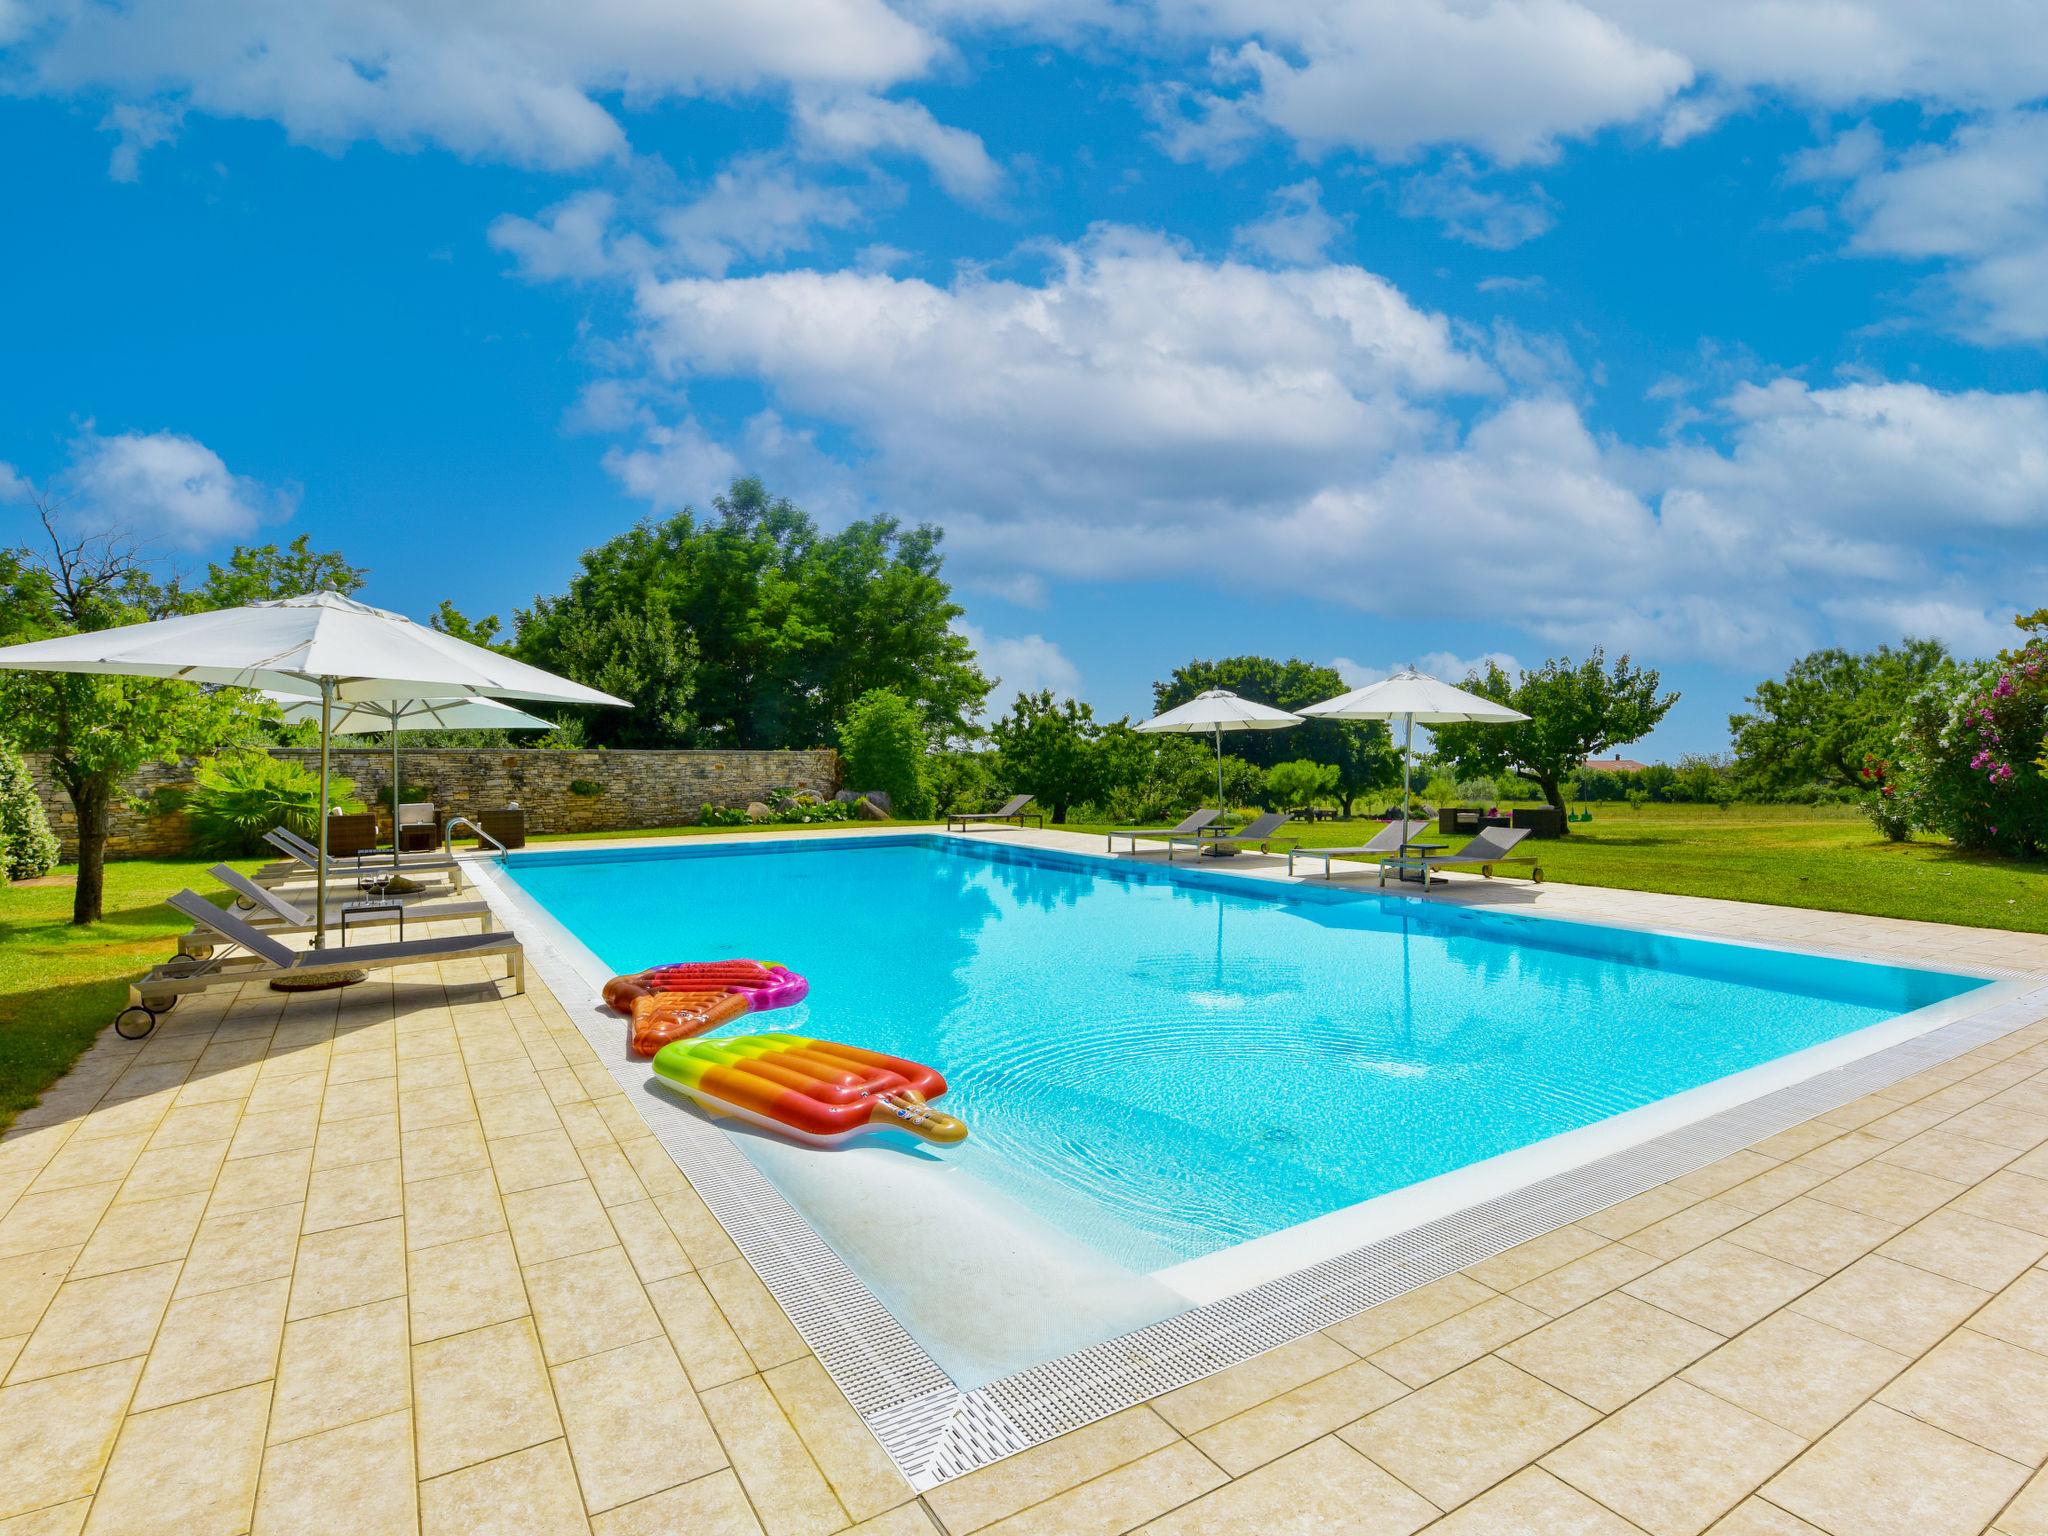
xmin=1106 ymin=807 xmax=1221 ymax=855
xmin=119 ymin=890 xmax=524 ymax=1040
xmin=946 ymin=794 xmax=1044 ymax=832
xmin=1377 ymin=825 xmax=1543 ymax=887
xmin=1169 ymin=810 xmax=1297 ymax=860
xmin=1286 ymin=819 xmax=1431 ymax=878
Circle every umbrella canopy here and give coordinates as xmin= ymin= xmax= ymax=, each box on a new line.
xmin=0 ymin=591 xmax=626 ymax=948
xmin=1300 ymin=670 xmax=1528 ymax=831
xmin=0 ymin=591 xmax=620 ymax=707
xmin=1135 ymin=689 xmax=1301 ymax=808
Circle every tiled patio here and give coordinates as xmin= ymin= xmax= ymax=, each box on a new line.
xmin=4 ymin=844 xmax=2048 ymax=1534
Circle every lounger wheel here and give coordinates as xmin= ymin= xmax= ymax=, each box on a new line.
xmin=114 ymin=1006 xmax=158 ymax=1040
xmin=1532 ymin=866 xmax=1544 ymax=883
xmin=234 ymin=896 xmax=257 ymax=911
xmin=1481 ymin=864 xmax=1493 ymax=878
xmin=160 ymin=953 xmax=205 ymax=979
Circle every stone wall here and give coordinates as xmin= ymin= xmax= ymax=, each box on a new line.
xmin=24 ymin=748 xmax=842 ymax=861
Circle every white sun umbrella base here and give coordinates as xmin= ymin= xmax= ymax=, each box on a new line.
xmin=1299 ymin=670 xmax=1528 ymax=831
xmin=0 ymin=592 xmax=624 ymax=948
xmin=1135 ymin=689 xmax=1302 ymax=808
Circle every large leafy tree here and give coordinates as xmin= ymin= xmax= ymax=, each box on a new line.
xmin=0 ymin=504 xmax=260 ymax=923
xmin=1433 ymin=651 xmax=1678 ymax=829
xmin=1153 ymin=655 xmax=1395 ymax=813
xmin=197 ymin=535 xmax=367 ymax=608
xmin=989 ymin=690 xmax=1102 ymax=823
xmin=1729 ymin=640 xmax=1950 ymax=794
xmin=495 ymin=478 xmax=987 ymax=749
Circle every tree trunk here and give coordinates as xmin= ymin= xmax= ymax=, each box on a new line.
xmin=1336 ymin=789 xmax=1356 ymax=817
xmin=1052 ymin=802 xmax=1068 ymax=825
xmin=69 ymin=775 xmax=110 ymax=925
xmin=1536 ymin=772 xmax=1569 ymax=834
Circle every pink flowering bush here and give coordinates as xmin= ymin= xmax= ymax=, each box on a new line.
xmin=1890 ymin=634 xmax=2048 ymax=856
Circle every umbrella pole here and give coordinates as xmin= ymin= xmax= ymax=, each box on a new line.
xmin=315 ymin=679 xmax=333 ymax=949
xmin=1401 ymin=713 xmax=1414 ymax=830
xmin=392 ymin=708 xmax=402 ymax=875
xmin=1214 ymin=723 xmax=1224 ymax=808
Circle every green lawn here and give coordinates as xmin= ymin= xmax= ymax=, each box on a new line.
xmin=0 ymin=857 xmax=261 ymax=1132
xmin=1063 ymin=803 xmax=2048 ymax=933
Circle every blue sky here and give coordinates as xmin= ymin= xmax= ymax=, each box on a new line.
xmin=3 ymin=2 xmax=2046 ymax=757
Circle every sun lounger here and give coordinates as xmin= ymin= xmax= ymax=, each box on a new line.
xmin=203 ymin=864 xmax=495 ymax=938
xmin=257 ymin=827 xmax=464 ymax=892
xmin=1285 ymin=819 xmax=1431 ymax=877
xmin=1170 ymin=810 xmax=1296 ymax=859
xmin=1106 ymin=807 xmax=1221 ymax=855
xmin=1377 ymin=825 xmax=1543 ymax=886
xmin=120 ymin=891 xmax=524 ymax=1038
xmin=947 ymin=794 xmax=1044 ymax=832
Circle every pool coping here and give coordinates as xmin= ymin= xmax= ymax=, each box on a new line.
xmin=461 ymin=832 xmax=2048 ymax=1490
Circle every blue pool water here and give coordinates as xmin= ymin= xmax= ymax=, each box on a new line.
xmin=505 ymin=835 xmax=1987 ymax=1271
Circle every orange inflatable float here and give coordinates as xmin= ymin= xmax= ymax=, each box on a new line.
xmin=650 ymin=1034 xmax=968 ymax=1148
xmin=603 ymin=959 xmax=809 ymax=1057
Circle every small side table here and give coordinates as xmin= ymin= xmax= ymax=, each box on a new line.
xmin=340 ymin=898 xmax=404 ymax=943
xmin=1391 ymin=841 xmax=1448 ymax=885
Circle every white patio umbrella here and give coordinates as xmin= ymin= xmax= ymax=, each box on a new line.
xmin=264 ymin=692 xmax=555 ymax=888
xmin=0 ymin=591 xmax=625 ymax=948
xmin=1299 ymin=669 xmax=1528 ymax=832
xmin=1135 ymin=689 xmax=1301 ymax=807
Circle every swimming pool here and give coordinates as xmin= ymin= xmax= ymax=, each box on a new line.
xmin=498 ymin=833 xmax=1992 ymax=1387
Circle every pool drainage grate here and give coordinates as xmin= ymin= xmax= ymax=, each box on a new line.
xmin=463 ymin=852 xmax=2048 ymax=1491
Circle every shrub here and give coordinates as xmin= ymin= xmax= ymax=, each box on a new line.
xmin=187 ymin=751 xmax=361 ymax=856
xmin=0 ymin=742 xmax=59 ymax=880
xmin=1890 ymin=643 xmax=2048 ymax=856
xmin=1268 ymin=759 xmax=1341 ymax=808
xmin=568 ymin=779 xmax=604 ymax=797
xmin=697 ymin=803 xmax=750 ymax=827
xmin=1450 ymin=776 xmax=1497 ymax=805
xmin=838 ymin=689 xmax=931 ymax=818
xmin=1859 ymin=756 xmax=1913 ymax=842
xmin=925 ymin=749 xmax=998 ymax=816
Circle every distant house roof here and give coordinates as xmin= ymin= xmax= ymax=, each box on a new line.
xmin=1582 ymin=756 xmax=1651 ymax=773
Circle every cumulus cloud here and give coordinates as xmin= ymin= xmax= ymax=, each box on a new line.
xmin=1819 ymin=111 xmax=2048 ymax=344
xmin=563 ymin=230 xmax=2048 ymax=666
xmin=793 ymin=93 xmax=1004 ymax=202
xmin=1333 ymin=651 xmax=1525 ymax=688
xmin=17 ymin=0 xmax=937 ymax=170
xmin=957 ymin=621 xmax=1082 ymax=703
xmin=55 ymin=429 xmax=294 ymax=546
xmin=100 ymin=101 xmax=182 ymax=182
xmin=490 ymin=161 xmax=866 ymax=282
xmin=1233 ymin=180 xmax=1346 ymax=264
xmin=1395 ymin=158 xmax=1556 ymax=248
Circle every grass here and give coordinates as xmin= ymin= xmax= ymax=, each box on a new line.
xmin=0 ymin=857 xmax=258 ymax=1133
xmin=1063 ymin=802 xmax=2048 ymax=933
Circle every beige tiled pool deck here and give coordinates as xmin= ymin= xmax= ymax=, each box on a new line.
xmin=5 ymin=833 xmax=2048 ymax=1534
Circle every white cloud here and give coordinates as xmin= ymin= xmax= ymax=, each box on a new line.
xmin=957 ymin=621 xmax=1082 ymax=702
xmin=1158 ymin=0 xmax=1692 ymax=166
xmin=1822 ymin=111 xmax=2048 ymax=344
xmin=794 ymin=93 xmax=1004 ymax=202
xmin=18 ymin=0 xmax=938 ymax=170
xmin=491 ymin=160 xmax=867 ymax=283
xmin=1233 ymin=179 xmax=1345 ymax=264
xmin=100 ymin=101 xmax=182 ymax=182
xmin=1395 ymin=157 xmax=1556 ymax=248
xmin=57 ymin=429 xmax=293 ymax=545
xmin=599 ymin=418 xmax=742 ymax=509
xmin=578 ymin=230 xmax=2048 ymax=666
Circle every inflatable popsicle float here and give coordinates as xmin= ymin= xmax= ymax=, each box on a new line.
xmin=603 ymin=959 xmax=809 ymax=1057
xmin=650 ymin=1034 xmax=968 ymax=1148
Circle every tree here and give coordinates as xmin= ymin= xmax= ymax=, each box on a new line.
xmin=838 ymin=689 xmax=931 ymax=817
xmin=989 ymin=691 xmax=1101 ymax=823
xmin=0 ymin=739 xmax=58 ymax=880
xmin=1433 ymin=651 xmax=1678 ymax=830
xmin=1266 ymin=758 xmax=1340 ymax=808
xmin=0 ymin=502 xmax=258 ymax=922
xmin=1729 ymin=640 xmax=1949 ymax=794
xmin=198 ymin=535 xmax=368 ymax=608
xmin=492 ymin=478 xmax=988 ymax=749
xmin=1153 ymin=655 xmax=1394 ymax=810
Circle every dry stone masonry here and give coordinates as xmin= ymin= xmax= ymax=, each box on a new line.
xmin=24 ymin=747 xmax=841 ymax=860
